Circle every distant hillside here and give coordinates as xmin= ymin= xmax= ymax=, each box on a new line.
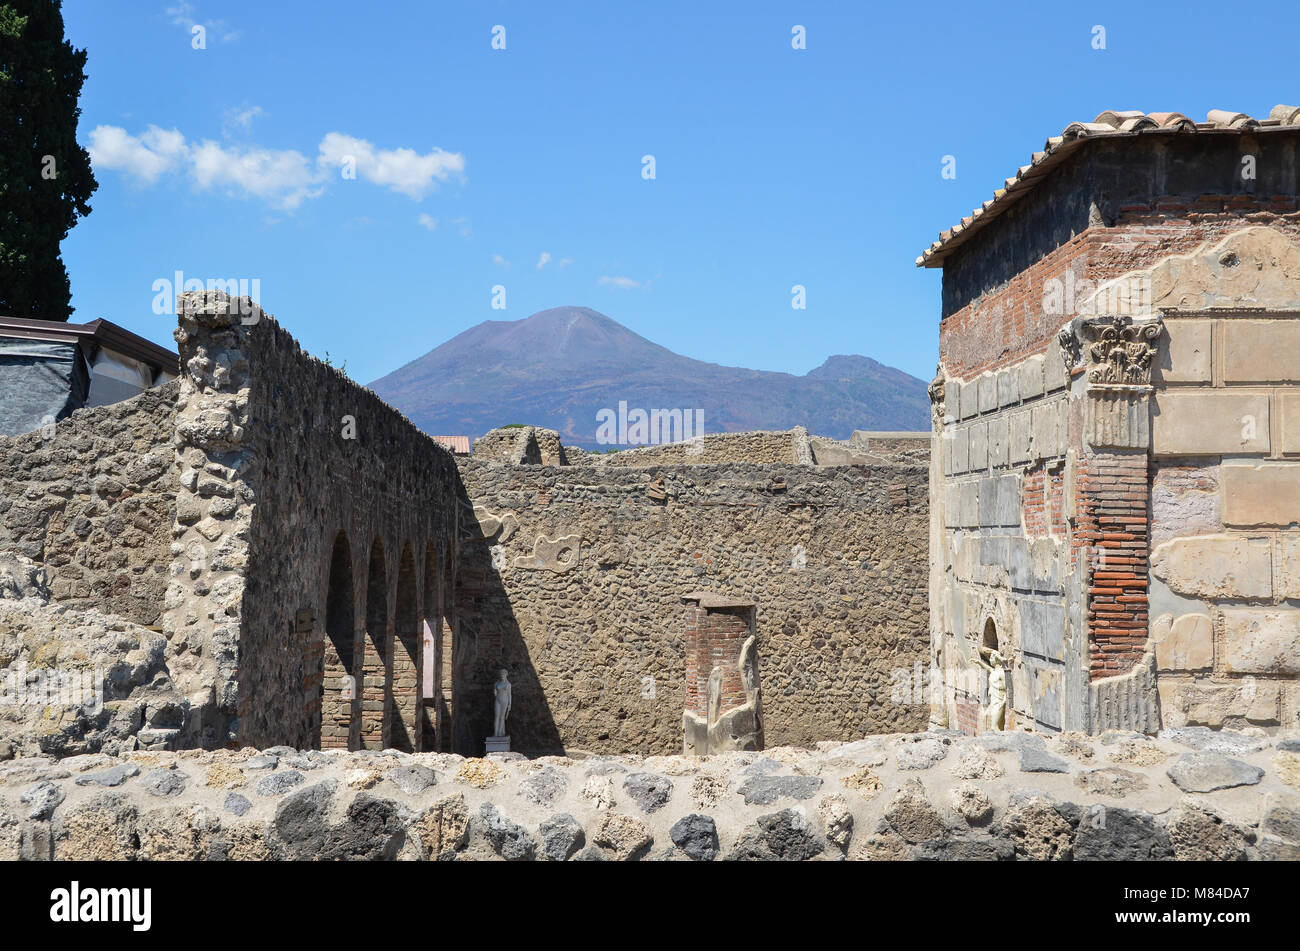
xmin=368 ymin=306 xmax=930 ymax=449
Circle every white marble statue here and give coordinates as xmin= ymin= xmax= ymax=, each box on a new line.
xmin=978 ymin=647 xmax=1007 ymax=731
xmin=492 ymin=668 xmax=512 ymax=737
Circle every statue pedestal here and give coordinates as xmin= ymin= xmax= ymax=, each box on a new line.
xmin=485 ymin=735 xmax=510 ymax=754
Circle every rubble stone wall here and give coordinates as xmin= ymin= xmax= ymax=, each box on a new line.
xmin=0 ymin=383 xmax=178 ymax=627
xmin=4 ymin=727 xmax=1297 ymax=861
xmin=455 ymin=457 xmax=930 ymax=756
xmin=593 ymin=428 xmax=805 ymax=467
xmin=166 ymin=293 xmax=463 ymax=752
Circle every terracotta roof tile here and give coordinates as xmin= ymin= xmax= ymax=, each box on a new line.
xmin=917 ymin=105 xmax=1300 ymax=267
xmin=433 ymin=435 xmax=471 ymax=455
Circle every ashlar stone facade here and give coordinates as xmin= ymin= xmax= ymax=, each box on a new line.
xmin=924 ymin=107 xmax=1300 ymax=737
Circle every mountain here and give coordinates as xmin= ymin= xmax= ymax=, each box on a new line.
xmin=367 ymin=306 xmax=931 ymax=449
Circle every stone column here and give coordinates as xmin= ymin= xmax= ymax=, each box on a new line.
xmin=1061 ymin=315 xmax=1164 ymax=732
xmin=681 ymin=592 xmax=763 ymax=755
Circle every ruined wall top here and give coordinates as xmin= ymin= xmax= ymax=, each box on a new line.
xmin=470 ymin=425 xmax=929 ymax=468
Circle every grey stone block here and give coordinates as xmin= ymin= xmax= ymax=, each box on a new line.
xmin=1041 ymin=603 xmax=1066 ymax=662
xmin=997 ymin=474 xmax=1021 ymax=527
xmin=1020 ymin=746 xmax=1069 ymax=773
xmin=1167 ymin=752 xmax=1264 ymax=793
xmin=978 ymin=477 xmax=999 ymax=525
xmin=952 ymin=426 xmax=970 ymax=474
xmin=997 ymin=369 xmax=1019 ymax=409
xmin=1032 ymin=402 xmax=1059 ymax=460
xmin=1009 ymin=410 xmax=1032 ymax=465
xmin=1019 ymin=598 xmax=1046 ymax=656
xmin=944 ymin=485 xmax=962 ymax=528
xmin=1045 ymin=337 xmax=1069 ymax=391
xmin=1019 ymin=354 xmax=1046 ymax=401
xmin=988 ymin=415 xmax=1008 ymax=469
xmin=961 ymin=482 xmax=979 ymax=528
xmin=969 ymin=422 xmax=988 ymax=471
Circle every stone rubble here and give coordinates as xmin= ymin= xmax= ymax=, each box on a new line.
xmin=2 ymin=727 xmax=1296 ymax=861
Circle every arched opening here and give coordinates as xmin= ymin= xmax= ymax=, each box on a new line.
xmin=360 ymin=538 xmax=390 ymax=749
xmin=978 ymin=617 xmax=1008 ymax=732
xmin=391 ymin=544 xmax=420 ymax=752
xmin=982 ymin=618 xmax=999 ymax=652
xmin=439 ymin=551 xmax=456 ymax=752
xmin=321 ymin=531 xmax=357 ymax=750
xmin=420 ymin=541 xmax=439 ymax=750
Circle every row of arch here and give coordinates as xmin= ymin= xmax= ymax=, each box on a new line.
xmin=320 ymin=530 xmax=455 ymax=752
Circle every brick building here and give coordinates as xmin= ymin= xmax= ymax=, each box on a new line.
xmin=923 ymin=105 xmax=1300 ymax=735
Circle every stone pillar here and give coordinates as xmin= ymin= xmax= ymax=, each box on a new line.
xmin=1061 ymin=315 xmax=1165 ymax=732
xmin=681 ymin=592 xmax=763 ymax=755
xmin=165 ymin=290 xmax=263 ymax=749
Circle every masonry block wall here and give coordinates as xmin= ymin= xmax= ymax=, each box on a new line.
xmin=167 ymin=292 xmax=462 ymax=751
xmin=926 ymin=115 xmax=1300 ymax=735
xmin=0 ymin=382 xmax=178 ymax=627
xmin=455 ymin=456 xmax=929 ymax=755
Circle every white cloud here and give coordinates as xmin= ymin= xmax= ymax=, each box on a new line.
xmin=87 ymin=125 xmax=188 ymax=184
xmin=450 ymin=217 xmax=471 ymax=238
xmin=166 ymin=1 xmax=240 ymax=43
xmin=417 ymin=213 xmax=437 ymax=231
xmin=318 ymin=132 xmax=465 ymax=200
xmin=559 ymin=257 xmax=574 ymax=268
xmin=492 ymin=254 xmax=510 ymax=269
xmin=536 ymin=252 xmax=551 ymax=270
xmin=222 ymin=105 xmax=264 ymax=138
xmin=87 ymin=123 xmax=465 ymax=212
xmin=598 ymin=275 xmax=642 ymax=289
xmin=190 ymin=139 xmax=322 ymax=209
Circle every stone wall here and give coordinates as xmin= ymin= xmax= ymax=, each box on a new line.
xmin=593 ymin=428 xmax=807 ymax=467
xmin=0 ymin=383 xmax=178 ymax=627
xmin=455 ymin=457 xmax=930 ymax=756
xmin=166 ymin=293 xmax=463 ymax=752
xmin=1143 ymin=233 xmax=1300 ymax=731
xmin=932 ymin=213 xmax=1300 ymax=736
xmin=931 ymin=334 xmax=1080 ymax=734
xmin=4 ymin=727 xmax=1298 ymax=861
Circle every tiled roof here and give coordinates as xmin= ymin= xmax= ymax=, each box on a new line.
xmin=433 ymin=435 xmax=471 ymax=455
xmin=917 ymin=105 xmax=1300 ymax=267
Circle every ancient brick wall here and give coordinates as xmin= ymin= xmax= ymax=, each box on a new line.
xmin=0 ymin=382 xmax=178 ymax=627
xmin=682 ymin=601 xmax=752 ymax=719
xmin=166 ymin=293 xmax=462 ymax=751
xmin=455 ymin=457 xmax=930 ymax=755
xmin=932 ymin=190 xmax=1300 ymax=735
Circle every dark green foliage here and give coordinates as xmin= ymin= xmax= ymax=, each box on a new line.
xmin=0 ymin=0 xmax=97 ymax=321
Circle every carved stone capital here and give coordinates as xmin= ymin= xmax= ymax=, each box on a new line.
xmin=927 ymin=366 xmax=947 ymax=425
xmin=1056 ymin=325 xmax=1082 ymax=376
xmin=1080 ymin=315 xmax=1164 ymax=387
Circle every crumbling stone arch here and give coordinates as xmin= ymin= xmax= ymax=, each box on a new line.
xmin=361 ymin=537 xmax=390 ymax=749
xmin=391 ymin=543 xmax=420 ymax=752
xmin=321 ymin=531 xmax=358 ymax=750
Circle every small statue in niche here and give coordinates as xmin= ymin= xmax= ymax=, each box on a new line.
xmin=492 ymin=668 xmax=512 ymax=738
xmin=977 ymin=647 xmax=1007 ymax=732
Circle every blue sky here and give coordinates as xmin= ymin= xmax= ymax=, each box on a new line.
xmin=61 ymin=0 xmax=1300 ymax=385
